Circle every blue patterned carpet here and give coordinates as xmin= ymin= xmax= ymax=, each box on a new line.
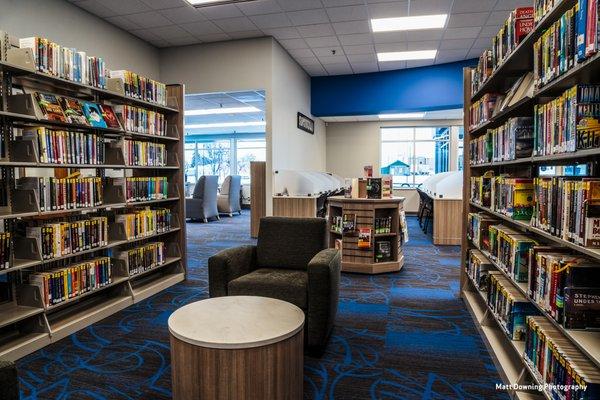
xmin=16 ymin=212 xmax=509 ymax=400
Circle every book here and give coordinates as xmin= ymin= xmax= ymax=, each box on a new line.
xmin=16 ymin=176 xmax=102 ymax=211
xmin=123 ymin=140 xmax=166 ymax=167
xmin=113 ymin=177 xmax=168 ymax=203
xmin=114 ymin=242 xmax=165 ymax=276
xmin=82 ymin=102 xmax=107 ymax=128
xmin=341 ymin=214 xmax=356 ymax=233
xmin=115 ymin=208 xmax=172 ymax=239
xmin=109 ymin=70 xmax=167 ymax=106
xmin=20 ymin=127 xmax=105 ymax=165
xmin=58 ymin=97 xmax=88 ymax=125
xmin=34 ymin=92 xmax=66 ymax=122
xmin=366 ymin=178 xmax=382 ymax=199
xmin=113 ymin=105 xmax=166 ymax=136
xmin=99 ymin=104 xmax=122 ymax=130
xmin=375 ymin=241 xmax=391 ymax=263
xmin=357 ymin=228 xmax=372 ymax=249
xmin=467 ymin=249 xmax=493 ymax=289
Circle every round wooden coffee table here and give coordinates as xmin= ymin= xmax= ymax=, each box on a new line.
xmin=168 ymin=296 xmax=305 ymax=400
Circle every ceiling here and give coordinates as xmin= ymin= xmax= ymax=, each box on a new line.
xmin=320 ymin=108 xmax=463 ymax=122
xmin=185 ymin=90 xmax=266 ymax=135
xmin=67 ymin=0 xmax=526 ymax=77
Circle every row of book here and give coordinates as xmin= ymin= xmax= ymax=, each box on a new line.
xmin=19 ymin=127 xmax=105 ymax=165
xmin=19 ymin=37 xmax=107 ymax=89
xmin=331 ymin=214 xmax=356 ymax=234
xmin=115 ymin=208 xmax=172 ymax=240
xmin=471 ymin=117 xmax=534 ymax=164
xmin=114 ymin=242 xmax=165 ymax=277
xmin=469 ymin=94 xmax=499 ymax=129
xmin=533 ymin=0 xmax=600 ymax=89
xmin=116 ymin=105 xmax=167 ymax=136
xmin=119 ymin=177 xmax=169 ymax=203
xmin=29 ymin=257 xmax=112 ymax=307
xmin=0 ymin=232 xmax=11 ymax=270
xmin=468 ymin=212 xmax=600 ymax=330
xmin=525 ymin=316 xmax=600 ymax=399
xmin=24 ymin=217 xmax=109 ymax=260
xmin=487 ymin=271 xmax=538 ymax=340
xmin=533 ymin=84 xmax=600 ymax=156
xmin=531 ymin=177 xmax=600 ymax=247
xmin=470 ymin=175 xmax=535 ymax=221
xmin=123 ymin=140 xmax=167 ymax=167
xmin=470 ymin=7 xmax=534 ymax=93
xmin=16 ymin=35 xmax=168 ymax=105
xmin=109 ymin=70 xmax=167 ymax=107
xmin=17 ymin=176 xmax=103 ymax=212
xmin=467 ymin=249 xmax=492 ymax=290
xmin=374 ymin=217 xmax=393 ymax=234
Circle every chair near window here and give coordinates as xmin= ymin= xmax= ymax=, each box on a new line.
xmin=186 ymin=175 xmax=220 ymax=223
xmin=218 ymin=175 xmax=242 ymax=217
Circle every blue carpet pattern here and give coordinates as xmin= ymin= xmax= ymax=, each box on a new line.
xmin=16 ymin=212 xmax=509 ymax=400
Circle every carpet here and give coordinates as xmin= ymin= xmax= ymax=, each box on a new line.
xmin=16 ymin=212 xmax=509 ymax=400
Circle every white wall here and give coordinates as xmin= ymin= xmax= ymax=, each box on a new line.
xmin=0 ymin=0 xmax=159 ymax=78
xmin=326 ymin=119 xmax=462 ymax=212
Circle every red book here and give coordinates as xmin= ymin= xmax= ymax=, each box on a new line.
xmin=514 ymin=7 xmax=534 ymax=20
xmin=586 ymin=0 xmax=599 ymax=56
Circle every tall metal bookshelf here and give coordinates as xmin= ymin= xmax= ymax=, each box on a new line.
xmin=461 ymin=1 xmax=600 ymax=399
xmin=0 ymin=60 xmax=186 ymax=360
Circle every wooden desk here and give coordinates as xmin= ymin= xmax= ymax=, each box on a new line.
xmin=273 ymin=196 xmax=318 ymax=218
xmin=424 ymin=192 xmax=463 ymax=246
xmin=169 ymin=296 xmax=304 ymax=400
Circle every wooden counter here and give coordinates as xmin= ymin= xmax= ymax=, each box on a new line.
xmin=327 ymin=196 xmax=405 ymax=274
xmin=423 ymin=192 xmax=463 ymax=246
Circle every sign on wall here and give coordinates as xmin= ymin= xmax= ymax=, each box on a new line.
xmin=297 ymin=112 xmax=314 ymax=134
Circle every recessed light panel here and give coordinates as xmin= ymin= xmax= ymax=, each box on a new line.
xmin=186 ymin=121 xmax=266 ymax=129
xmin=185 ymin=107 xmax=261 ymax=116
xmin=371 ymin=14 xmax=448 ymax=32
xmin=184 ymin=0 xmax=258 ymax=7
xmin=379 ymin=113 xmax=426 ymax=119
xmin=377 ymin=50 xmax=437 ymax=62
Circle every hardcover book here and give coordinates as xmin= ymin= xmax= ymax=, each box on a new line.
xmin=58 ymin=97 xmax=88 ymax=125
xmin=35 ymin=92 xmax=66 ymax=122
xmin=375 ymin=241 xmax=391 ymax=263
xmin=99 ymin=104 xmax=122 ymax=130
xmin=357 ymin=228 xmax=372 ymax=249
xmin=82 ymin=102 xmax=107 ymax=128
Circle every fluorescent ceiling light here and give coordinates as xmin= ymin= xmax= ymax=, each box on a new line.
xmin=185 ymin=0 xmax=258 ymax=7
xmin=379 ymin=113 xmax=425 ymax=119
xmin=377 ymin=50 xmax=437 ymax=62
xmin=185 ymin=106 xmax=261 ymax=116
xmin=371 ymin=14 xmax=448 ymax=32
xmin=187 ymin=121 xmax=266 ymax=129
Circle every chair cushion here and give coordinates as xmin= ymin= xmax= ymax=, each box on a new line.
xmin=257 ymin=217 xmax=326 ymax=270
xmin=227 ymin=268 xmax=308 ymax=309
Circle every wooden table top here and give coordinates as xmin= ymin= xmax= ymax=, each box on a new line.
xmin=168 ymin=296 xmax=305 ymax=349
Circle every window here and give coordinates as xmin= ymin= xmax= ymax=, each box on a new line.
xmin=381 ymin=126 xmax=462 ymax=188
xmin=236 ymin=139 xmax=266 ymax=184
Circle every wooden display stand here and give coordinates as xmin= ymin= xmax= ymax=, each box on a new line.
xmin=327 ymin=196 xmax=405 ymax=274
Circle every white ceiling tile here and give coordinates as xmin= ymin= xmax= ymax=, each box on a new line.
xmin=347 ymin=53 xmax=377 ymax=63
xmin=279 ymin=38 xmax=309 ymax=49
xmin=338 ymin=33 xmax=373 ymax=45
xmin=287 ymin=9 xmax=330 ymax=25
xmin=199 ymin=4 xmax=244 ymax=19
xmin=486 ymin=10 xmax=511 ymax=26
xmin=467 ymin=47 xmax=487 ymax=59
xmin=124 ymin=11 xmax=173 ymax=28
xmin=439 ymin=38 xmax=475 ymax=50
xmin=290 ymin=49 xmax=317 ymax=59
xmin=297 ymin=24 xmax=336 ymax=38
xmin=324 ymin=62 xmax=353 ymax=75
xmin=379 ymin=61 xmax=407 ymax=71
xmin=374 ymin=42 xmax=408 ymax=52
xmin=167 ymin=35 xmax=201 ymax=46
xmin=237 ymin=0 xmax=283 ymax=15
xmin=152 ymin=25 xmax=192 ymax=39
xmin=181 ymin=21 xmax=223 ymax=35
xmin=494 ymin=0 xmax=527 ymax=11
xmin=213 ymin=16 xmax=257 ymax=32
xmin=368 ymin=2 xmax=408 ymax=19
xmin=404 ymin=30 xmax=443 ymax=41
xmin=436 ymin=48 xmax=469 ymax=63
xmin=262 ymin=27 xmax=301 ymax=39
xmin=105 ymin=16 xmax=143 ymax=30
xmin=409 ymin=0 xmax=453 ymax=15
xmin=406 ymin=40 xmax=438 ymax=51
xmin=452 ymin=0 xmax=497 ymax=13
xmin=131 ymin=29 xmax=162 ymax=42
xmin=195 ymin=33 xmax=231 ymax=42
xmin=326 ymin=5 xmax=368 ymax=22
xmin=405 ymin=59 xmax=435 ymax=68
xmin=332 ymin=20 xmax=370 ymax=35
xmin=343 ymin=44 xmax=375 ymax=54
xmin=322 ymin=0 xmax=364 ymax=6
xmin=149 ymin=38 xmax=171 ymax=47
xmin=305 ymin=36 xmax=341 ymax=47
xmin=295 ymin=55 xmax=321 ymax=65
xmin=318 ymin=55 xmax=349 ymax=64
xmin=447 ymin=12 xmax=490 ymax=28
xmin=277 ymin=0 xmax=324 ymax=11
xmin=228 ymin=30 xmax=264 ymax=39
xmin=141 ymin=0 xmax=185 ymax=10
xmin=372 ymin=31 xmax=407 ymax=44
xmin=159 ymin=6 xmax=206 ymax=23
xmin=99 ymin=0 xmax=150 ymax=14
xmin=473 ymin=36 xmax=492 ymax=48
xmin=443 ymin=26 xmax=481 ymax=40
xmin=479 ymin=25 xmax=500 ymax=38
xmin=75 ymin=0 xmax=118 ymax=17
xmin=312 ymin=46 xmax=344 ymax=57
xmin=250 ymin=13 xmax=292 ymax=28
xmin=350 ymin=61 xmax=379 ymax=73
xmin=304 ymin=64 xmax=328 ymax=76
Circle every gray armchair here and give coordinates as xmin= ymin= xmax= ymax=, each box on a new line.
xmin=186 ymin=176 xmax=219 ymax=222
xmin=0 ymin=358 xmax=19 ymax=400
xmin=218 ymin=175 xmax=242 ymax=216
xmin=208 ymin=217 xmax=340 ymax=351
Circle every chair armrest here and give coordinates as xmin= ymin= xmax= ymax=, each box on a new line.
xmin=307 ymin=249 xmax=341 ymax=348
xmin=0 ymin=359 xmax=19 ymax=400
xmin=208 ymin=245 xmax=257 ymax=297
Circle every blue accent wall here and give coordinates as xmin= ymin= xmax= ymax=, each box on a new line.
xmin=311 ymin=59 xmax=477 ymax=117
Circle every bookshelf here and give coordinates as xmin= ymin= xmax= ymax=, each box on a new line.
xmin=462 ymin=2 xmax=600 ymax=399
xmin=0 ymin=58 xmax=186 ymax=361
xmin=327 ymin=196 xmax=405 ymax=274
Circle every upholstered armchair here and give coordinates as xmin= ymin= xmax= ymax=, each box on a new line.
xmin=218 ymin=175 xmax=242 ymax=216
xmin=208 ymin=217 xmax=341 ymax=351
xmin=185 ymin=175 xmax=219 ymax=223
xmin=0 ymin=358 xmax=19 ymax=400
